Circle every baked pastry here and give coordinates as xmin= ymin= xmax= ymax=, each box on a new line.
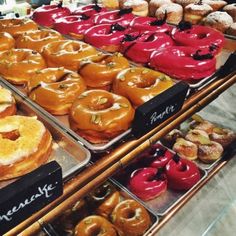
xmin=0 ymin=32 xmax=15 ymax=51
xmin=98 ymin=0 xmax=119 ymax=9
xmin=160 ymin=129 xmax=184 ymax=148
xmin=79 ymin=53 xmax=130 ymax=90
xmin=223 ymin=3 xmax=236 ymax=21
xmin=28 ymin=68 xmax=86 ymax=115
xmin=190 ymin=115 xmax=215 ymax=134
xmin=0 ymin=86 xmax=16 ymax=118
xmin=155 ymin=3 xmax=183 ymax=25
xmin=0 ymin=49 xmax=46 ymax=85
xmin=202 ymin=0 xmax=227 ymax=11
xmin=174 ymin=0 xmax=198 ymax=8
xmin=149 ymin=0 xmax=173 ymax=16
xmin=226 ymin=22 xmax=236 ymax=36
xmin=69 ymin=90 xmax=134 ymax=143
xmin=122 ymin=0 xmax=149 ymax=16
xmin=185 ymin=129 xmax=210 ymax=145
xmin=113 ymin=67 xmax=173 ymax=107
xmin=203 ymin=11 xmax=233 ymax=33
xmin=0 ymin=115 xmax=52 ymax=180
xmin=184 ymin=2 xmax=213 ymax=24
xmin=15 ymin=29 xmax=63 ymax=53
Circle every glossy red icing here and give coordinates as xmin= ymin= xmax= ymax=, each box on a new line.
xmin=128 ymin=167 xmax=167 ymax=201
xmin=93 ymin=10 xmax=135 ymax=27
xmin=165 ymin=157 xmax=201 ymax=191
xmin=149 ymin=46 xmax=216 ymax=80
xmin=121 ymin=31 xmax=175 ymax=64
xmin=54 ymin=15 xmax=94 ymax=35
xmin=73 ymin=4 xmax=107 ymax=17
xmin=32 ymin=4 xmax=71 ymax=27
xmin=172 ymin=25 xmax=225 ymax=55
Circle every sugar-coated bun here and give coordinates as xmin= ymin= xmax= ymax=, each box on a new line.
xmin=227 ymin=22 xmax=236 ymax=36
xmin=174 ymin=0 xmax=198 ymax=8
xmin=223 ymin=3 xmax=236 ymax=21
xmin=149 ymin=0 xmax=173 ymax=16
xmin=98 ymin=0 xmax=119 ymax=9
xmin=202 ymin=0 xmax=227 ymax=11
xmin=123 ymin=0 xmax=149 ymax=16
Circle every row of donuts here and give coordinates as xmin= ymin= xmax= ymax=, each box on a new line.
xmin=0 ymin=86 xmax=53 ymax=181
xmin=0 ymin=18 xmax=173 ymax=144
xmin=53 ymin=181 xmax=153 ymax=236
xmin=32 ymin=3 xmax=225 ymax=81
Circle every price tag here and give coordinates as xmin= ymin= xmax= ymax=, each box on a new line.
xmin=0 ymin=161 xmax=63 ymax=235
xmin=132 ymin=82 xmax=189 ymax=138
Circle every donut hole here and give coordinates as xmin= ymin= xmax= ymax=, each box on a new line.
xmin=198 ymin=33 xmax=207 ymax=39
xmin=178 ymin=164 xmax=187 ymax=172
xmin=136 ymin=77 xmax=156 ymax=89
xmin=0 ymin=129 xmax=20 ymax=141
xmin=144 ymin=34 xmax=155 ymax=42
xmin=90 ymin=227 xmax=103 ymax=236
xmin=90 ymin=96 xmax=114 ymax=111
xmin=123 ymin=209 xmax=136 ymax=219
xmin=93 ymin=184 xmax=111 ymax=200
xmin=64 ymin=43 xmax=81 ymax=52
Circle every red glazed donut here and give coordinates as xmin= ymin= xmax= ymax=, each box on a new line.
xmin=54 ymin=15 xmax=94 ymax=40
xmin=149 ymin=46 xmax=216 ymax=81
xmin=171 ymin=24 xmax=225 ymax=55
xmin=84 ymin=23 xmax=127 ymax=52
xmin=128 ymin=167 xmax=167 ymax=201
xmin=165 ymin=155 xmax=201 ymax=191
xmin=121 ymin=31 xmax=174 ymax=64
xmin=94 ymin=9 xmax=135 ymax=27
xmin=73 ymin=4 xmax=107 ymax=17
xmin=32 ymin=3 xmax=71 ymax=27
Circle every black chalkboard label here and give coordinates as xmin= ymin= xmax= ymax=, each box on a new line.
xmin=132 ymin=82 xmax=189 ymax=138
xmin=0 ymin=161 xmax=63 ymax=235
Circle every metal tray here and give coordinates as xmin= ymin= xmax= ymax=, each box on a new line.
xmin=0 ymin=80 xmax=91 ymax=188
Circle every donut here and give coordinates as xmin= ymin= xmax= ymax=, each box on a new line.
xmin=149 ymin=46 xmax=216 ymax=81
xmin=165 ymin=155 xmax=201 ymax=190
xmin=223 ymin=3 xmax=236 ymax=21
xmin=149 ymin=0 xmax=173 ymax=16
xmin=173 ymin=138 xmax=198 ymax=160
xmin=160 ymin=129 xmax=184 ymax=148
xmin=93 ymin=9 xmax=135 ymax=27
xmin=121 ymin=31 xmax=175 ymax=64
xmin=0 ymin=18 xmax=38 ymax=38
xmin=171 ymin=24 xmax=225 ymax=55
xmin=0 ymin=49 xmax=46 ymax=85
xmin=209 ymin=127 xmax=236 ymax=148
xmin=53 ymin=15 xmax=94 ymax=40
xmin=69 ymin=90 xmax=134 ymax=143
xmin=32 ymin=3 xmax=71 ymax=27
xmin=122 ymin=0 xmax=149 ymax=16
xmin=185 ymin=129 xmax=211 ymax=145
xmin=113 ymin=67 xmax=173 ymax=107
xmin=79 ymin=53 xmax=129 ymax=90
xmin=42 ymin=40 xmax=103 ymax=71
xmin=0 ymin=86 xmax=16 ymax=118
xmin=15 ymin=29 xmax=63 ymax=53
xmin=28 ymin=67 xmax=86 ymax=115
xmin=0 ymin=115 xmax=52 ymax=181
xmin=190 ymin=115 xmax=215 ymax=134
xmin=72 ymin=3 xmax=107 ymax=17
xmin=0 ymin=32 xmax=15 ymax=51
xmin=128 ymin=167 xmax=167 ymax=200
xmin=74 ymin=215 xmax=118 ymax=236
xmin=111 ymin=199 xmax=151 ymax=236
xmin=84 ymin=23 xmax=127 ymax=52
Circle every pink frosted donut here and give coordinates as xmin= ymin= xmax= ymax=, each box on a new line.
xmin=73 ymin=4 xmax=107 ymax=17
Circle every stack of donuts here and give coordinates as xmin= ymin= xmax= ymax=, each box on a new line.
xmin=161 ymin=115 xmax=236 ymax=163
xmin=116 ymin=143 xmax=201 ymax=201
xmin=0 ymin=86 xmax=52 ymax=181
xmin=54 ymin=181 xmax=152 ymax=236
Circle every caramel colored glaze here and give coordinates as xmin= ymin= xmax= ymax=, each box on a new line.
xmin=113 ymin=67 xmax=174 ymax=107
xmin=0 ymin=49 xmax=46 ymax=85
xmin=0 ymin=116 xmax=52 ymax=181
xmin=0 ymin=32 xmax=15 ymax=51
xmin=42 ymin=40 xmax=104 ymax=71
xmin=16 ymin=29 xmax=64 ymax=53
xmin=79 ymin=53 xmax=130 ymax=89
xmin=111 ymin=199 xmax=151 ymax=236
xmin=0 ymin=18 xmax=38 ymax=38
xmin=28 ymin=67 xmax=86 ymax=115
xmin=69 ymin=90 xmax=134 ymax=144
xmin=0 ymin=86 xmax=16 ymax=118
xmin=74 ymin=215 xmax=118 ymax=236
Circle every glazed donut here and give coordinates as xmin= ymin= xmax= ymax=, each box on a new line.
xmin=69 ymin=90 xmax=134 ymax=143
xmin=74 ymin=215 xmax=118 ymax=236
xmin=121 ymin=31 xmax=174 ymax=64
xmin=16 ymin=29 xmax=63 ymax=53
xmin=93 ymin=9 xmax=135 ymax=27
xmin=171 ymin=24 xmax=225 ymax=55
xmin=73 ymin=3 xmax=107 ymax=17
xmin=28 ymin=67 xmax=86 ymax=115
xmin=79 ymin=53 xmax=130 ymax=90
xmin=113 ymin=67 xmax=173 ymax=107
xmin=0 ymin=115 xmax=52 ymax=181
xmin=42 ymin=40 xmax=103 ymax=71
xmin=53 ymin=15 xmax=94 ymax=40
xmin=149 ymin=46 xmax=216 ymax=81
xmin=165 ymin=155 xmax=201 ymax=190
xmin=84 ymin=23 xmax=127 ymax=52
xmin=128 ymin=167 xmax=167 ymax=200
xmin=0 ymin=49 xmax=46 ymax=85
xmin=185 ymin=129 xmax=210 ymax=145
xmin=32 ymin=3 xmax=71 ymax=27
xmin=0 ymin=18 xmax=38 ymax=38
xmin=111 ymin=199 xmax=151 ymax=236
xmin=0 ymin=32 xmax=15 ymax=51
xmin=0 ymin=86 xmax=16 ymax=118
